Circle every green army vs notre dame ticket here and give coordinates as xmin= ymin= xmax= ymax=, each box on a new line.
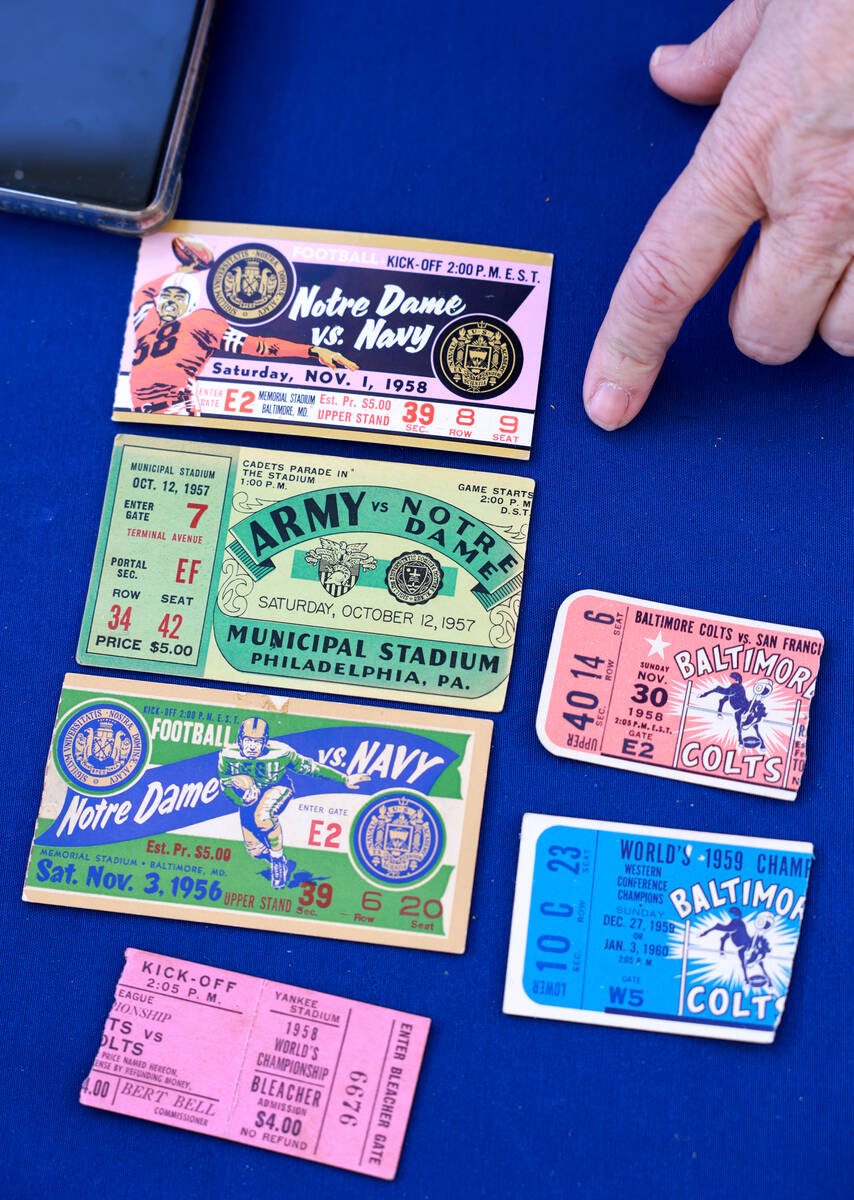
xmin=77 ymin=436 xmax=534 ymax=711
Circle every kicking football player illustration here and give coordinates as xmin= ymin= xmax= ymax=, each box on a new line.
xmin=739 ymin=680 xmax=773 ymax=750
xmin=217 ymin=718 xmax=370 ymax=889
xmin=129 ymin=236 xmax=357 ymax=415
xmin=701 ymin=671 xmax=750 ymax=745
xmin=699 ymin=907 xmax=772 ymax=987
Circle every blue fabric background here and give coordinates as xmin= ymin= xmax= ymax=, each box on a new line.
xmin=1 ymin=1 xmax=850 ymax=1195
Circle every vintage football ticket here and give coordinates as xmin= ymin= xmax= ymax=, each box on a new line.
xmin=76 ymin=435 xmax=533 ymax=710
xmin=504 ymin=815 xmax=813 ymax=1043
xmin=23 ymin=675 xmax=491 ymax=952
xmin=537 ymin=590 xmax=823 ymax=800
xmin=113 ymin=219 xmax=552 ymax=458
xmin=81 ymin=949 xmax=429 ymax=1179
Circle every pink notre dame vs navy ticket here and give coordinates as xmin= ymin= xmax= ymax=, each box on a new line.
xmin=113 ymin=220 xmax=552 ymax=459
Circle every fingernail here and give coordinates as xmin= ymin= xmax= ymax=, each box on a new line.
xmin=651 ymin=43 xmax=687 ymax=68
xmin=585 ymin=382 xmax=631 ymax=430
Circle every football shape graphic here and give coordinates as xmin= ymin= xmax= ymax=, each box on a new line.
xmin=171 ymin=234 xmax=214 ymax=270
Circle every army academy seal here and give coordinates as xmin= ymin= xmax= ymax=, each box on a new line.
xmin=386 ymin=551 xmax=444 ymax=605
xmin=208 ymin=242 xmax=294 ymax=324
xmin=305 ymin=538 xmax=378 ymax=598
xmin=432 ymin=315 xmax=523 ymax=399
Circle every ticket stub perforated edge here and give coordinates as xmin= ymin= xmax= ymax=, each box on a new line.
xmin=81 ymin=948 xmax=430 ymax=1179
xmin=503 ymin=814 xmax=814 ymax=1044
xmin=23 ymin=674 xmax=491 ymax=953
xmin=76 ymin=435 xmax=533 ymax=713
xmin=537 ymin=589 xmax=823 ymax=799
xmin=113 ymin=219 xmax=553 ymax=459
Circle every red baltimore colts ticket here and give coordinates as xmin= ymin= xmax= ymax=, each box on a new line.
xmin=537 ymin=591 xmax=823 ymax=801
xmin=81 ymin=950 xmax=429 ymax=1180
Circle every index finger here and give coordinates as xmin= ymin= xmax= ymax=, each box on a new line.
xmin=583 ymin=147 xmax=759 ymax=429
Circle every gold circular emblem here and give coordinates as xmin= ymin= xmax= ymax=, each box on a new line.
xmin=208 ymin=243 xmax=293 ymax=324
xmin=432 ymin=315 xmax=523 ymax=398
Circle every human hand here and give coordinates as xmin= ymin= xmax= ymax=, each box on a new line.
xmin=313 ymin=347 xmax=358 ymax=370
xmin=584 ymin=0 xmax=854 ymax=430
xmin=345 ymin=773 xmax=371 ymax=789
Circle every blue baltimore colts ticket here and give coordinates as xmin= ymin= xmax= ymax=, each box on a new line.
xmin=504 ymin=815 xmax=813 ymax=1043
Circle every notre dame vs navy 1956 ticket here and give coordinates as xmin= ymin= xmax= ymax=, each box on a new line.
xmin=76 ymin=436 xmax=533 ymax=711
xmin=23 ymin=676 xmax=491 ymax=952
xmin=113 ymin=220 xmax=552 ymax=458
xmin=504 ymin=815 xmax=813 ymax=1043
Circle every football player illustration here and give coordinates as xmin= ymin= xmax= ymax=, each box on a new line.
xmin=129 ymin=236 xmax=357 ymax=415
xmin=701 ymin=671 xmax=750 ymax=744
xmin=739 ymin=680 xmax=774 ymax=750
xmin=217 ymin=718 xmax=370 ymax=888
xmin=699 ymin=907 xmax=773 ymax=987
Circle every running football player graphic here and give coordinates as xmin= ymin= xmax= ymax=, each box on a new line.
xmin=129 ymin=237 xmax=357 ymax=416
xmin=217 ymin=718 xmax=370 ymax=889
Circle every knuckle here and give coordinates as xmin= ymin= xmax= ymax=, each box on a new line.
xmin=608 ymin=338 xmax=663 ymax=375
xmin=796 ymin=182 xmax=854 ymax=240
xmin=765 ymin=220 xmax=851 ymax=281
xmin=765 ymin=150 xmax=854 ymax=242
xmin=623 ymin=243 xmax=695 ymax=321
xmin=697 ymin=24 xmax=730 ymax=77
xmin=689 ymin=135 xmax=760 ymax=222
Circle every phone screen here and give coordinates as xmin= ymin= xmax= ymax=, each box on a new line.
xmin=0 ymin=0 xmax=207 ymax=212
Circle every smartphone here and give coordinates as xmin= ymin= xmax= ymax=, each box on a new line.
xmin=0 ymin=0 xmax=216 ymax=233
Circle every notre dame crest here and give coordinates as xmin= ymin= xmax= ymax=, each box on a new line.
xmin=385 ymin=552 xmax=444 ymax=606
xmin=350 ymin=791 xmax=445 ymax=886
xmin=56 ymin=702 xmax=149 ymax=793
xmin=432 ymin=315 xmax=523 ymax=398
xmin=207 ymin=242 xmax=294 ymax=324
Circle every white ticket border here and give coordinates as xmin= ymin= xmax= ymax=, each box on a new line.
xmin=503 ymin=813 xmax=814 ymax=1044
xmin=113 ymin=220 xmax=554 ymax=461
xmin=536 ymin=589 xmax=824 ymax=801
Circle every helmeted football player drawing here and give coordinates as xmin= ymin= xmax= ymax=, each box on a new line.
xmin=129 ymin=237 xmax=356 ymax=416
xmin=701 ymin=671 xmax=750 ymax=743
xmin=217 ymin=717 xmax=370 ymax=889
xmin=701 ymin=673 xmax=773 ymax=749
xmin=699 ymin=907 xmax=773 ymax=987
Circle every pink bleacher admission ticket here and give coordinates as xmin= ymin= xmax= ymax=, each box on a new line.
xmin=80 ymin=949 xmax=430 ymax=1179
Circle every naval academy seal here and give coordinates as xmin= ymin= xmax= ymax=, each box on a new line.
xmin=350 ymin=789 xmax=445 ymax=887
xmin=432 ymin=314 xmax=523 ymax=399
xmin=207 ymin=242 xmax=294 ymax=324
xmin=55 ymin=700 xmax=149 ymax=793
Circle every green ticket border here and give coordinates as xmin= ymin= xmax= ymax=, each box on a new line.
xmin=78 ymin=439 xmax=238 ymax=676
xmin=76 ymin=435 xmax=532 ymax=710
